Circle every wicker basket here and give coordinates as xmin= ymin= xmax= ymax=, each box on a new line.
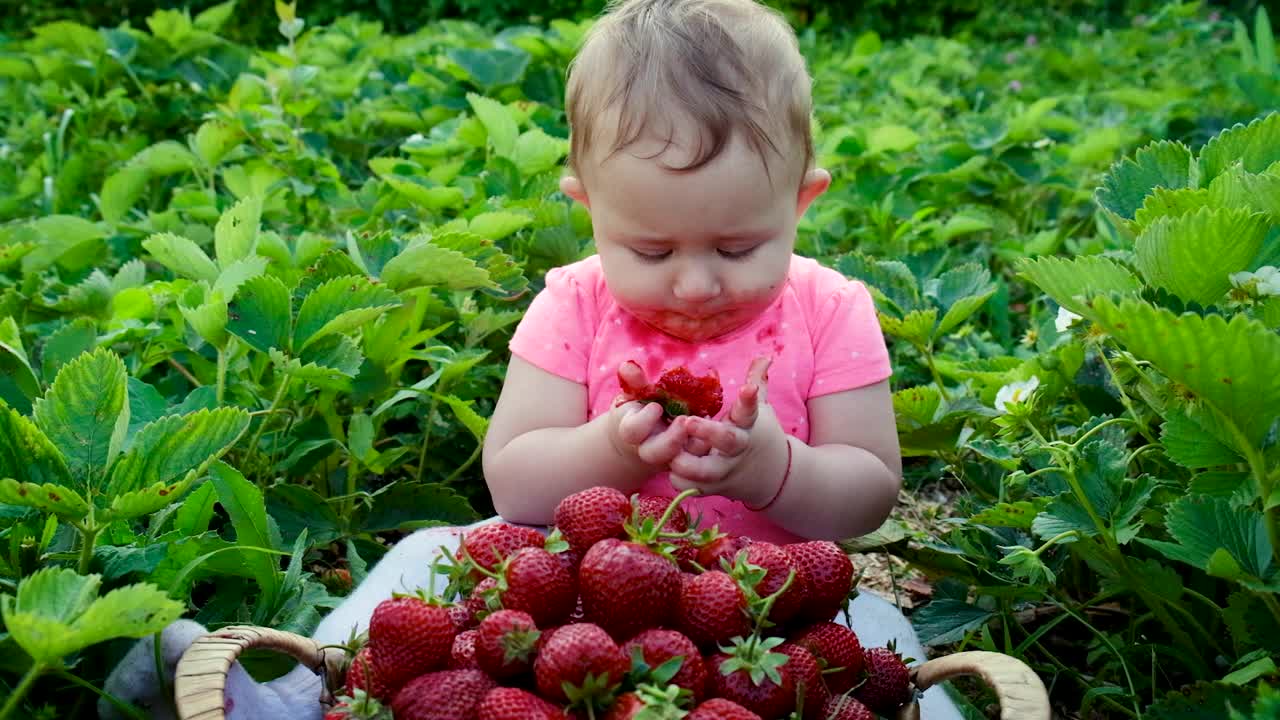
xmin=175 ymin=624 xmax=1051 ymax=720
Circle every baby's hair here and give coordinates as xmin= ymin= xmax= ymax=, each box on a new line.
xmin=564 ymin=0 xmax=815 ymax=184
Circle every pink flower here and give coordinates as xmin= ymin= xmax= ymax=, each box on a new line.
xmin=1208 ymin=10 xmax=1221 ymax=22
xmin=1004 ymin=51 xmax=1019 ymax=64
xmin=1008 ymin=80 xmax=1023 ymax=92
xmin=1025 ymin=34 xmax=1038 ymax=47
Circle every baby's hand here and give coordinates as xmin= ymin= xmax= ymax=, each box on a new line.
xmin=667 ymin=357 xmax=789 ymax=506
xmin=608 ymin=361 xmax=696 ymax=469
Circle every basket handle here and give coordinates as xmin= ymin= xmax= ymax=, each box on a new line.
xmin=173 ymin=625 xmax=346 ymax=720
xmin=894 ymin=650 xmax=1051 ymax=720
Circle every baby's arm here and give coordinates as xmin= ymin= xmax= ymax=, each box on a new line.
xmin=482 ymin=355 xmax=689 ymax=524
xmin=768 ymin=378 xmax=902 ymax=539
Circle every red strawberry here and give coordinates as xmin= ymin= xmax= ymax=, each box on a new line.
xmin=345 ymin=646 xmax=392 ymax=701
xmin=622 ymin=365 xmax=724 ymax=419
xmin=500 ymin=546 xmax=577 ymax=627
xmin=622 ymin=628 xmax=708 ymax=704
xmin=854 ymin=645 xmax=913 ymax=714
xmin=368 ymin=595 xmax=456 ymax=692
xmin=677 ymin=570 xmax=752 ymax=650
xmin=325 ymin=702 xmax=352 ymax=720
xmin=475 ymin=609 xmax=540 ymax=679
xmin=789 ymin=623 xmax=864 ymax=694
xmin=464 ymin=523 xmax=546 ymax=577
xmin=533 ymin=623 xmax=630 ymax=708
xmin=326 ymin=690 xmax=390 ymax=720
xmin=705 ymin=636 xmax=796 ymax=720
xmin=466 ymin=577 xmax=499 ymax=623
xmin=633 ymin=495 xmax=690 ymax=532
xmin=554 ymin=486 xmax=631 ymax=554
xmin=822 ymin=695 xmax=875 ymax=720
xmin=686 ymin=698 xmax=762 ymax=720
xmin=478 ymin=687 xmax=570 ymax=720
xmin=580 ymin=537 xmax=681 ymax=641
xmin=783 ymin=541 xmax=854 ymax=622
xmin=739 ymin=543 xmax=809 ymax=624
xmin=451 ymin=629 xmax=479 ymax=669
xmin=391 ymin=668 xmax=497 ymax=720
xmin=695 ymin=533 xmax=752 ymax=572
xmin=776 ymin=643 xmax=827 ymax=719
xmin=604 ymin=684 xmax=688 ymax=719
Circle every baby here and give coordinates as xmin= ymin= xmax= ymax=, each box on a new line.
xmin=101 ymin=0 xmax=962 ymax=717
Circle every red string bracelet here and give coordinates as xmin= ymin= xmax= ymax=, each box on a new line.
xmin=747 ymin=436 xmax=792 ymax=512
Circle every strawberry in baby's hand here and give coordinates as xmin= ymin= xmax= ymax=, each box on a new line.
xmin=619 ymin=364 xmax=724 ymax=419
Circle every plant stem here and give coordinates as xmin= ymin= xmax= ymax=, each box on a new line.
xmin=0 ymin=662 xmax=44 ymax=720
xmin=416 ymin=393 xmax=440 ymax=483
xmin=247 ymin=375 xmax=291 ymax=480
xmin=442 ymin=442 xmax=483 ymax=485
xmin=922 ymin=344 xmax=951 ymax=402
xmin=1097 ymin=343 xmax=1158 ymax=446
xmin=215 ymin=345 xmax=229 ymax=406
xmin=78 ymin=506 xmax=99 ymax=575
xmin=54 ymin=670 xmax=150 ymax=720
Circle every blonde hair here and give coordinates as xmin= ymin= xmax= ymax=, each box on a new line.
xmin=564 ymin=0 xmax=815 ymax=184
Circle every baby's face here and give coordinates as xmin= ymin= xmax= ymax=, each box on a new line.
xmin=568 ymin=124 xmax=825 ymax=342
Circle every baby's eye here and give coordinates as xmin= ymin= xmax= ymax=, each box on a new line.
xmin=717 ymin=246 xmax=757 ymax=260
xmin=631 ymin=248 xmax=672 ymax=262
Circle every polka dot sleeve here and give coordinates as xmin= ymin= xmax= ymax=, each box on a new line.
xmin=808 ymin=280 xmax=893 ymax=396
xmin=508 ymin=265 xmax=596 ymax=384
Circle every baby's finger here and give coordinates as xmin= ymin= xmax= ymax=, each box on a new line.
xmin=616 ymin=359 xmax=649 ymax=399
xmin=686 ymin=417 xmax=750 ymax=456
xmin=669 ymin=450 xmax=733 ymax=484
xmin=727 ymin=383 xmax=760 ymax=429
xmin=637 ymin=416 xmax=691 ymax=467
xmin=684 ymin=436 xmax=713 ymax=457
xmin=616 ymin=402 xmax=664 ymax=446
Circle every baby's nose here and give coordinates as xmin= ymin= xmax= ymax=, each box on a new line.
xmin=672 ymin=264 xmax=721 ymax=302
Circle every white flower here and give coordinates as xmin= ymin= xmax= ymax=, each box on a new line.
xmin=995 ymin=376 xmax=1040 ymax=413
xmin=1055 ymin=306 xmax=1082 ymax=332
xmin=1231 ymin=266 xmax=1280 ymax=297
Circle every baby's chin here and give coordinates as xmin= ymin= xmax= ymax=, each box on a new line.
xmin=633 ymin=308 xmax=754 ymax=342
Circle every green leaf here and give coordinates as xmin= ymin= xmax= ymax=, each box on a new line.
xmin=1132 ymin=187 xmax=1213 ymax=228
xmin=1138 ymin=495 xmax=1277 ymax=590
xmin=176 ymin=480 xmax=218 ymax=535
xmin=228 ymin=274 xmax=293 ymax=353
xmin=362 ymin=482 xmax=480 ymax=532
xmin=1198 ymin=113 xmax=1280 ymax=183
xmin=0 ymin=404 xmax=72 ymax=490
xmin=142 ymin=232 xmax=219 ymax=284
xmin=40 ymin=318 xmax=97 ymax=382
xmin=33 ymin=348 xmax=129 ymax=482
xmin=105 ymin=408 xmax=250 ymax=497
xmin=180 ymin=296 xmax=229 ymax=349
xmin=431 ymin=230 xmax=528 ymax=298
xmin=433 ymin=394 xmax=488 ymax=442
xmin=191 ymin=118 xmax=241 ymax=166
xmin=835 ymin=253 xmax=921 ymax=316
xmin=127 ymin=140 xmax=198 ymax=176
xmin=1145 ymin=680 xmax=1254 ymax=720
xmin=1161 ymin=411 xmax=1242 ymax=469
xmin=1134 ymin=207 xmax=1268 ymax=307
xmin=208 ymin=462 xmax=282 ymax=608
xmin=910 ymin=597 xmax=993 ymax=646
xmin=467 ymin=93 xmax=519 ymax=159
xmin=1095 ymin=140 xmax=1194 ymax=221
xmin=1016 ymin=254 xmax=1144 ymax=317
xmin=470 ymin=211 xmax=532 ymax=241
xmin=211 ymin=255 xmax=269 ymax=300
xmin=105 ymin=471 xmax=203 ymax=522
xmin=0 ymin=479 xmax=88 ymax=519
xmin=99 ymin=166 xmax=150 ymax=224
xmin=215 ymin=195 xmax=262 ymax=268
xmin=866 ymin=124 xmax=921 ymax=154
xmin=0 ymin=568 xmax=182 ymax=665
xmin=370 ymin=159 xmax=467 ymax=211
xmin=266 ymin=484 xmax=341 ymax=547
xmin=380 ymin=239 xmax=493 ymax=292
xmin=512 ymin=128 xmax=569 ymax=176
xmin=968 ymin=501 xmax=1048 ymax=530
xmin=292 ymin=276 xmax=401 ymax=351
xmin=20 ymin=215 xmax=105 ymax=274
xmin=0 ymin=316 xmax=40 ymax=404
xmin=928 ymin=263 xmax=996 ymax=336
xmin=879 ymin=308 xmax=937 ymax=345
xmin=449 ymin=48 xmax=530 ymax=91
xmin=1089 ymin=296 xmax=1280 ymax=446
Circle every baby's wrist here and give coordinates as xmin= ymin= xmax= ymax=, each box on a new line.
xmin=744 ymin=431 xmax=792 ymax=511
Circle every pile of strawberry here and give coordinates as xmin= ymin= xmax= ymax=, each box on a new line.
xmin=325 ymin=487 xmax=916 ymax=720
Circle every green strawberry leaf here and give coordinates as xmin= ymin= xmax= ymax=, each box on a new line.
xmin=104 ymin=472 xmax=203 ymax=522
xmin=209 ymin=461 xmax=283 ymax=610
xmin=142 ymin=232 xmax=219 ymax=284
xmin=1016 ymin=255 xmax=1144 ymax=317
xmin=292 ymin=275 xmax=401 ymax=351
xmin=370 ymin=158 xmax=467 ymax=211
xmin=211 ymin=255 xmax=270 ymax=301
xmin=0 ymin=567 xmax=182 ymax=666
xmin=835 ymin=253 xmax=921 ymax=316
xmin=1031 ymin=424 xmax=1155 ymax=544
xmin=431 ymin=230 xmax=529 ymax=298
xmin=214 ymin=195 xmax=262 ymax=268
xmin=99 ymin=166 xmax=150 ymax=224
xmin=127 ymin=140 xmax=198 ymax=176
xmin=469 ymin=211 xmax=533 ymax=242
xmin=0 ymin=479 xmax=88 ymax=519
xmin=1138 ymin=495 xmax=1279 ymax=592
xmin=910 ymin=597 xmax=994 ymax=647
xmin=1095 ymin=140 xmax=1194 ymax=222
xmin=228 ymin=274 xmax=293 ymax=354
xmin=1088 ymin=296 xmax=1280 ymax=447
xmin=512 ymin=128 xmax=569 ymax=176
xmin=33 ymin=348 xmax=129 ymax=484
xmin=1198 ymin=112 xmax=1280 ymax=183
xmin=192 ymin=118 xmax=242 ymax=167
xmin=1134 ymin=207 xmax=1268 ymax=307
xmin=0 ymin=316 xmax=40 ymax=406
xmin=880 ymin=308 xmax=938 ymax=346
xmin=968 ymin=500 xmax=1049 ymax=530
xmin=467 ymin=93 xmax=519 ymax=159
xmin=1132 ymin=186 xmax=1212 ymax=228
xmin=449 ymin=48 xmax=530 ymax=91
xmin=431 ymin=393 xmax=488 ymax=442
xmin=927 ymin=263 xmax=997 ymax=336
xmin=0 ymin=404 xmax=72 ymax=489
xmin=105 ymin=407 xmax=250 ymax=498
xmin=380 ymin=237 xmax=493 ymax=292
xmin=1160 ymin=411 xmax=1242 ymax=469
xmin=40 ymin=318 xmax=98 ymax=382
xmin=180 ymin=294 xmax=230 ymax=349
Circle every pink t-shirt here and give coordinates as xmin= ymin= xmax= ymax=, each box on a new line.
xmin=507 ymin=253 xmax=892 ymax=543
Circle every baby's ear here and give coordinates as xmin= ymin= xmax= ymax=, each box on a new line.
xmin=560 ymin=175 xmax=590 ymax=208
xmin=795 ymin=167 xmax=831 ymax=217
